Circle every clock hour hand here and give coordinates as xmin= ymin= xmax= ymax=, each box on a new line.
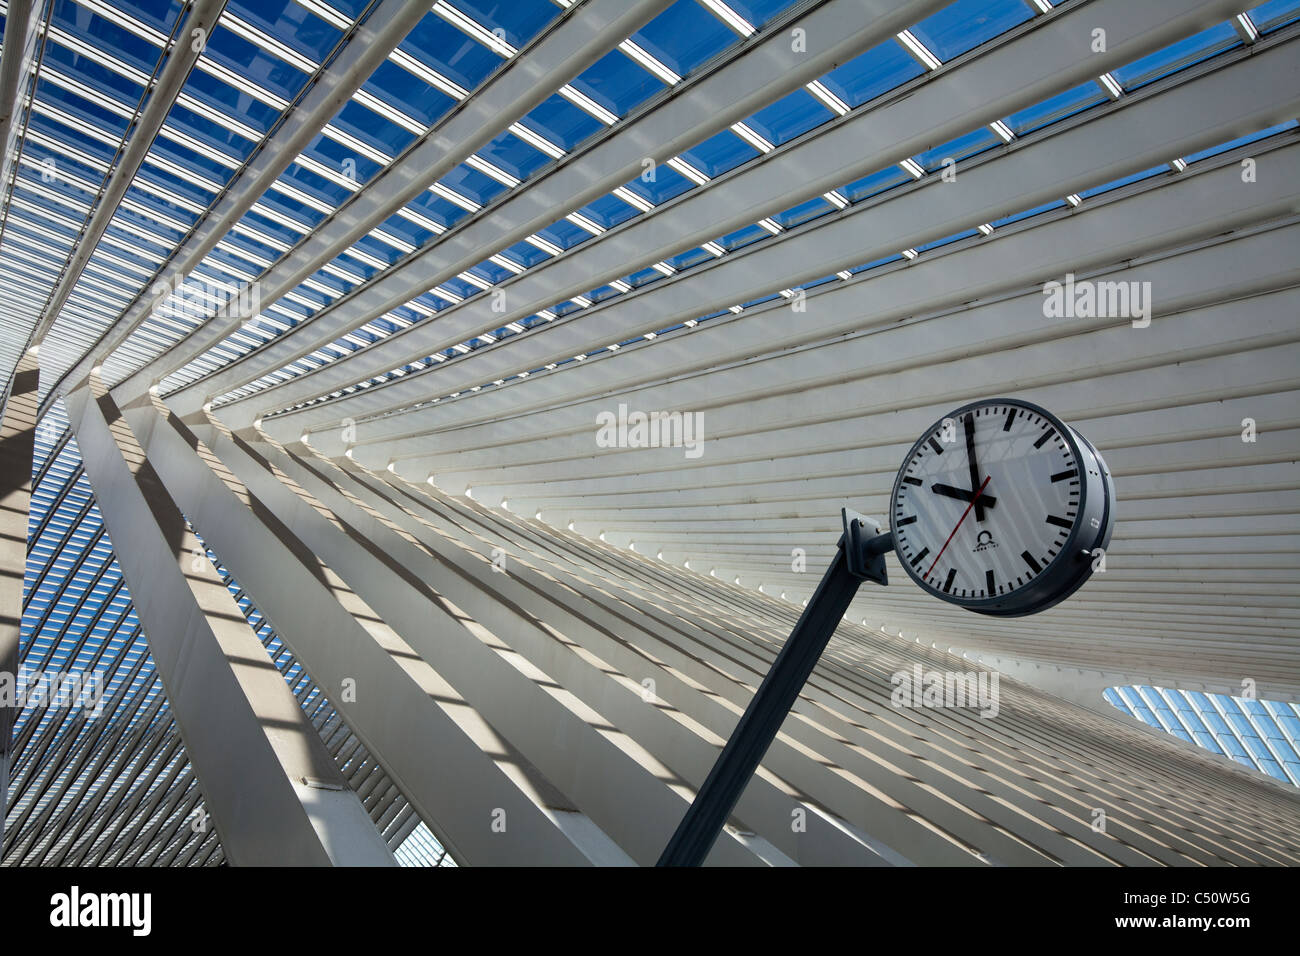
xmin=964 ymin=413 xmax=986 ymax=522
xmin=930 ymin=483 xmax=998 ymax=508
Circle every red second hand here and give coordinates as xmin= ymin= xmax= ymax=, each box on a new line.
xmin=926 ymin=475 xmax=992 ymax=579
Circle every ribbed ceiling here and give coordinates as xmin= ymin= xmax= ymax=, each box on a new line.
xmin=3 ymin=0 xmax=1297 ymax=717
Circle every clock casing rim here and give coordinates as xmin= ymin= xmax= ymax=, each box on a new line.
xmin=888 ymin=398 xmax=1115 ymax=618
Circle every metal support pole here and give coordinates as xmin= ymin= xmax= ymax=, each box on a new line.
xmin=657 ymin=511 xmax=892 ymax=866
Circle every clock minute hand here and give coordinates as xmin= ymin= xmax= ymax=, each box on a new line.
xmin=964 ymin=413 xmax=986 ymax=522
xmin=930 ymin=483 xmax=997 ymax=508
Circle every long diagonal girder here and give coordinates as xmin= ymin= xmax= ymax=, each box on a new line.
xmin=64 ymin=377 xmax=395 ymax=865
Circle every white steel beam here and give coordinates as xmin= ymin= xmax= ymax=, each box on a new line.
xmin=62 ymin=379 xmax=397 ymax=866
xmin=108 ymin=391 xmax=596 ymax=865
xmin=188 ymin=420 xmax=763 ymax=866
xmin=109 ymin=0 xmax=679 ymax=405
xmin=159 ymin=0 xmax=951 ymax=412
xmin=43 ymin=0 xmax=436 ymax=407
xmin=29 ymin=0 xmax=229 ymax=347
xmin=0 ymin=350 xmax=38 ymax=852
xmin=216 ymin=0 xmax=1263 ymax=428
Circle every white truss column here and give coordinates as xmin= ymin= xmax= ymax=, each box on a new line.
xmin=65 ymin=380 xmax=396 ymax=866
xmin=0 ymin=350 xmax=38 ymax=853
xmin=108 ymin=386 xmax=592 ymax=865
xmin=189 ymin=418 xmax=768 ymax=866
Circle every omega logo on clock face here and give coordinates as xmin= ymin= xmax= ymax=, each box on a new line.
xmin=890 ymin=399 xmax=1115 ymax=617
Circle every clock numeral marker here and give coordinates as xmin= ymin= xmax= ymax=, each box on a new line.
xmin=909 ymin=547 xmax=930 ymax=568
xmin=985 ymin=569 xmax=996 ymax=595
xmin=1021 ymin=551 xmax=1042 ymax=573
xmin=896 ymin=515 xmax=917 ymax=526
xmin=927 ymin=436 xmax=944 ymax=455
xmin=1046 ymin=514 xmax=1073 ymax=529
xmin=943 ymin=569 xmax=956 ymax=593
xmin=1033 ymin=428 xmax=1056 ymax=449
xmin=1050 ymin=468 xmax=1077 ymax=482
xmin=1002 ymin=408 xmax=1016 ymax=431
xmin=902 ymin=476 xmax=923 ymax=486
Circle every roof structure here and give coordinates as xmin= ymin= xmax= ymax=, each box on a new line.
xmin=1 ymin=0 xmax=1298 ymax=866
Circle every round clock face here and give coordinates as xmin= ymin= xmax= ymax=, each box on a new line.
xmin=889 ymin=399 xmax=1114 ymax=617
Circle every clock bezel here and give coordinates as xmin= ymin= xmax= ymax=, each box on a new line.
xmin=888 ymin=398 xmax=1114 ymax=618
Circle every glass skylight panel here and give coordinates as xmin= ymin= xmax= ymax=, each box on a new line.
xmin=453 ymin=0 xmax=562 ymax=49
xmin=575 ymin=193 xmax=641 ymax=231
xmin=36 ymin=70 xmax=135 ymax=139
xmin=914 ymin=127 xmax=1001 ymax=171
xmin=841 ymin=165 xmax=912 ymax=203
xmin=388 ymin=190 xmax=463 ymax=236
xmin=436 ymin=163 xmax=508 ymax=208
xmin=331 ymin=98 xmax=420 ymax=159
xmin=276 ymin=156 xmax=355 ymax=211
xmin=182 ymin=69 xmax=284 ymax=136
xmin=467 ymin=258 xmax=514 ymax=287
xmin=16 ymin=166 xmax=94 ymax=214
xmin=1003 ymin=81 xmax=1107 ymax=136
xmin=42 ymin=31 xmax=152 ymax=104
xmin=521 ymin=92 xmax=606 ymax=151
xmin=1107 ymin=687 xmax=1300 ymax=786
xmin=438 ymin=275 xmax=483 ymax=302
xmin=78 ymin=0 xmax=179 ymax=37
xmin=533 ymin=217 xmax=593 ymax=253
xmin=198 ymin=24 xmax=310 ymax=108
xmin=633 ymin=0 xmax=738 ymax=79
xmin=126 ymin=176 xmax=207 ymax=222
xmin=1113 ymin=22 xmax=1242 ymax=92
xmin=570 ymin=49 xmax=663 ymax=119
xmin=237 ymin=206 xmax=305 ymax=251
xmin=1077 ymin=164 xmax=1168 ymax=200
xmin=474 ymin=128 xmax=556 ymax=183
xmin=664 ymin=246 xmax=715 ymax=272
xmin=720 ymin=0 xmax=801 ymax=30
xmin=1181 ymin=120 xmax=1298 ymax=163
xmin=1247 ymin=0 xmax=1300 ymax=31
xmin=990 ymin=197 xmax=1067 ymax=227
xmin=163 ymin=100 xmax=257 ymax=160
xmin=227 ymin=0 xmax=346 ymax=63
xmin=361 ymin=59 xmax=457 ymax=133
xmin=742 ymin=88 xmax=833 ymax=148
xmin=111 ymin=200 xmax=189 ymax=245
xmin=718 ymin=223 xmax=772 ymax=252
xmin=678 ymin=128 xmax=761 ymax=177
xmin=915 ymin=228 xmax=981 ymax=253
xmin=619 ymin=163 xmax=692 ymax=206
xmin=23 ymin=123 xmax=111 ymax=180
xmin=401 ymin=11 xmax=503 ymax=93
xmin=773 ymin=195 xmax=837 ymax=230
xmin=909 ymin=0 xmax=1032 ymax=62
